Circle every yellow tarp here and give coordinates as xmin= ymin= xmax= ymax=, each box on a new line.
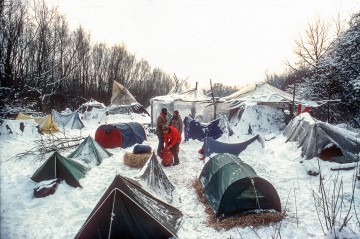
xmin=16 ymin=113 xmax=59 ymax=133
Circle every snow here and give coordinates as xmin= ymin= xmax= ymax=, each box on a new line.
xmin=1 ymin=110 xmax=359 ymax=239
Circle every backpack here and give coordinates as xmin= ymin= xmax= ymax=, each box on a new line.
xmin=161 ymin=149 xmax=173 ymax=167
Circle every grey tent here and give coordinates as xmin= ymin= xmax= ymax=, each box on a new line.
xmin=199 ymin=153 xmax=281 ymax=219
xmin=135 ymin=152 xmax=175 ymax=202
xmin=284 ymin=113 xmax=360 ymax=163
xmin=68 ymin=135 xmax=113 ymax=166
xmin=75 ymin=175 xmax=183 ymax=239
xmin=52 ymin=110 xmax=85 ymax=130
xmin=31 ymin=152 xmax=89 ymax=188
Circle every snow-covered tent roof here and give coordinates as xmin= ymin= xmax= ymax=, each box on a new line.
xmin=150 ymin=82 xmax=229 ymax=125
xmin=284 ymin=113 xmax=360 ymax=163
xmin=225 ymin=82 xmax=319 ymax=107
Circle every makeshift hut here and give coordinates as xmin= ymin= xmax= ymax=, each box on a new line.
xmin=284 ymin=113 xmax=360 ymax=163
xmin=67 ymin=135 xmax=112 ymax=166
xmin=0 ymin=119 xmax=41 ymax=138
xmin=108 ymin=80 xmax=149 ymax=115
xmin=95 ymin=122 xmax=147 ymax=149
xmin=200 ymin=134 xmax=264 ymax=157
xmin=135 ymin=152 xmax=175 ymax=202
xmin=184 ymin=115 xmax=233 ymax=142
xmin=16 ymin=112 xmax=59 ymax=133
xmin=31 ymin=152 xmax=89 ymax=188
xmin=225 ymin=82 xmax=321 ymax=126
xmin=199 ymin=153 xmax=281 ymax=219
xmin=150 ymin=81 xmax=229 ymax=127
xmin=52 ymin=110 xmax=84 ymax=130
xmin=74 ymin=175 xmax=183 ymax=239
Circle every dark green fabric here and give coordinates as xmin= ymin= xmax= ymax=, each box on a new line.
xmin=199 ymin=153 xmax=281 ymax=218
xmin=31 ymin=152 xmax=89 ymax=188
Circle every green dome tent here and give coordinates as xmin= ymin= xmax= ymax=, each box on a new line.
xmin=199 ymin=153 xmax=281 ymax=219
xmin=31 ymin=152 xmax=89 ymax=188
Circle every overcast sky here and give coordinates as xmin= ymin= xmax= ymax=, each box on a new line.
xmin=49 ymin=0 xmax=359 ymax=88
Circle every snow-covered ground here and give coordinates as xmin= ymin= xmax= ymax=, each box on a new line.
xmin=1 ymin=110 xmax=359 ymax=239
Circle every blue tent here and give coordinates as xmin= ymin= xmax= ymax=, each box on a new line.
xmin=52 ymin=110 xmax=85 ymax=130
xmin=201 ymin=134 xmax=264 ymax=157
xmin=95 ymin=122 xmax=147 ymax=149
xmin=184 ymin=116 xmax=233 ymax=142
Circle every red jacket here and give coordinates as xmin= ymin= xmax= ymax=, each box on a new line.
xmin=164 ymin=126 xmax=182 ymax=148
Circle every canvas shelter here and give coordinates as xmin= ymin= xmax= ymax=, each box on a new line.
xmin=78 ymin=99 xmax=106 ymax=113
xmin=284 ymin=113 xmax=360 ymax=163
xmin=200 ymin=134 xmax=264 ymax=157
xmin=67 ymin=135 xmax=112 ymax=166
xmin=225 ymin=82 xmax=320 ymax=121
xmin=135 ymin=152 xmax=175 ymax=202
xmin=199 ymin=153 xmax=281 ymax=218
xmin=0 ymin=119 xmax=41 ymax=138
xmin=74 ymin=174 xmax=183 ymax=239
xmin=150 ymin=81 xmax=229 ymax=127
xmin=95 ymin=122 xmax=147 ymax=149
xmin=108 ymin=80 xmax=149 ymax=115
xmin=16 ymin=112 xmax=59 ymax=133
xmin=184 ymin=115 xmax=234 ymax=142
xmin=52 ymin=110 xmax=84 ymax=130
xmin=31 ymin=152 xmax=89 ymax=188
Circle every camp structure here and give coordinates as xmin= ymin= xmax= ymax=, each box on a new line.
xmin=108 ymin=80 xmax=149 ymax=115
xmin=224 ymin=82 xmax=321 ymax=127
xmin=78 ymin=99 xmax=107 ymax=121
xmin=150 ymin=81 xmax=229 ymax=127
xmin=184 ymin=115 xmax=233 ymax=142
xmin=284 ymin=113 xmax=360 ymax=163
xmin=0 ymin=119 xmax=41 ymax=138
xmin=200 ymin=134 xmax=264 ymax=157
xmin=74 ymin=174 xmax=183 ymax=239
xmin=16 ymin=112 xmax=59 ymax=133
xmin=52 ymin=110 xmax=84 ymax=130
xmin=67 ymin=135 xmax=112 ymax=166
xmin=135 ymin=152 xmax=175 ymax=202
xmin=31 ymin=152 xmax=89 ymax=188
xmin=95 ymin=122 xmax=147 ymax=149
xmin=199 ymin=153 xmax=281 ymax=219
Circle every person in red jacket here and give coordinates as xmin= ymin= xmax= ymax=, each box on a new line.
xmin=162 ymin=125 xmax=181 ymax=166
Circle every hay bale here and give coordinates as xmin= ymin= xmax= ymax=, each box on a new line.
xmin=193 ymin=179 xmax=285 ymax=230
xmin=123 ymin=152 xmax=151 ymax=168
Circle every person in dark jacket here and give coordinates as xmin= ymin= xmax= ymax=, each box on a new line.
xmin=169 ymin=110 xmax=183 ymax=135
xmin=156 ymin=108 xmax=168 ymax=157
xmin=162 ymin=125 xmax=181 ymax=166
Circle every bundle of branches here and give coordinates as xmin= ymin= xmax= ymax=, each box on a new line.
xmin=11 ymin=134 xmax=84 ymax=162
xmin=123 ymin=152 xmax=151 ymax=168
xmin=193 ymin=179 xmax=285 ymax=230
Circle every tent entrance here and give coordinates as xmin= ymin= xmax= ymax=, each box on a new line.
xmin=320 ymin=143 xmax=344 ymax=162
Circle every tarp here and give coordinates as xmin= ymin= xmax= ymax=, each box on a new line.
xmin=284 ymin=113 xmax=360 ymax=163
xmin=74 ymin=175 xmax=183 ymax=239
xmin=31 ymin=152 xmax=89 ymax=188
xmin=109 ymin=80 xmax=149 ymax=115
xmin=95 ymin=122 xmax=147 ymax=149
xmin=52 ymin=110 xmax=85 ymax=130
xmin=135 ymin=152 xmax=175 ymax=202
xmin=184 ymin=115 xmax=233 ymax=142
xmin=199 ymin=153 xmax=281 ymax=218
xmin=16 ymin=112 xmax=59 ymax=133
xmin=201 ymin=134 xmax=264 ymax=157
xmin=68 ymin=135 xmax=112 ymax=166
